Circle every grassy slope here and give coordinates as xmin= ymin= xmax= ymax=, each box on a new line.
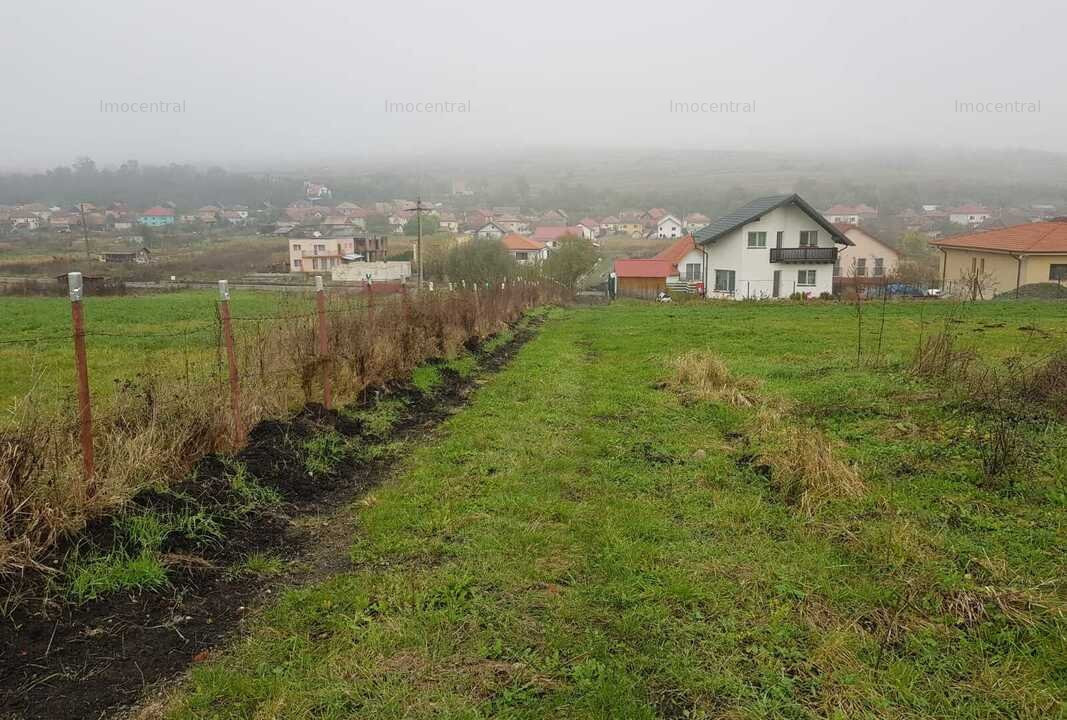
xmin=164 ymin=300 xmax=1065 ymax=719
xmin=0 ymin=290 xmax=293 ymax=407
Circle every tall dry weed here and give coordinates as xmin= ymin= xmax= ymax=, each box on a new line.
xmin=1 ymin=283 xmax=565 ymax=573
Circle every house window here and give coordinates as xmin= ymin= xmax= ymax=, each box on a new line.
xmin=684 ymin=263 xmax=701 ymax=281
xmin=747 ymin=231 xmax=767 ymax=248
xmin=855 ymin=258 xmax=867 ymax=276
xmin=293 ymin=244 xmax=301 ymax=251
xmin=800 ymin=230 xmax=818 ymax=247
xmin=1050 ymin=264 xmax=1067 ymax=281
xmin=797 ymin=269 xmax=816 ymax=286
xmin=714 ymin=269 xmax=736 ymax=293
xmin=516 ymin=252 xmax=528 ymax=261
xmin=873 ymin=258 xmax=885 ymax=277
xmin=293 ymin=259 xmax=302 ymax=269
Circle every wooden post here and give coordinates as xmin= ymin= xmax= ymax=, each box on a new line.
xmin=68 ymin=272 xmax=94 ymax=488
xmin=315 ymin=276 xmax=332 ymax=410
xmin=218 ymin=280 xmax=245 ymax=445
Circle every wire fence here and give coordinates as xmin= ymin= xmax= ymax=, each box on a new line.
xmin=0 ymin=273 xmax=568 ymax=573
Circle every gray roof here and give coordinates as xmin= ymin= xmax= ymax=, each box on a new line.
xmin=693 ymin=194 xmax=853 ymax=246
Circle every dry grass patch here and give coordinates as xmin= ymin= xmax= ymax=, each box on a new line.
xmin=667 ymin=350 xmax=759 ymax=408
xmin=667 ymin=351 xmax=864 ymax=514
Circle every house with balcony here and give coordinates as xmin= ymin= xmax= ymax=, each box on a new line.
xmin=288 ymin=232 xmax=388 ymax=272
xmin=693 ymin=194 xmax=853 ymax=299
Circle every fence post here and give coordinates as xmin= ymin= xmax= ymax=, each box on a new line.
xmin=315 ymin=275 xmax=332 ymax=410
xmin=68 ymin=272 xmax=94 ymax=488
xmin=218 ymin=280 xmax=245 ymax=445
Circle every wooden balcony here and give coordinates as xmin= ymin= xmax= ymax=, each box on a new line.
xmin=769 ymin=247 xmax=838 ymax=263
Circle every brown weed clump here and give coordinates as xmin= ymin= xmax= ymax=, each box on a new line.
xmin=667 ymin=351 xmax=864 ymax=514
xmin=754 ymin=409 xmax=866 ymax=516
xmin=668 ymin=350 xmax=759 ymax=408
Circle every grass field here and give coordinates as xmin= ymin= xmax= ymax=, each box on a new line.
xmin=0 ymin=291 xmax=294 ymax=409
xmin=154 ymin=299 xmax=1067 ymax=719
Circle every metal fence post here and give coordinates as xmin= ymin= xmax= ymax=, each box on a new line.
xmin=68 ymin=272 xmax=94 ymax=488
xmin=218 ymin=280 xmax=244 ymax=445
xmin=315 ymin=276 xmax=332 ymax=410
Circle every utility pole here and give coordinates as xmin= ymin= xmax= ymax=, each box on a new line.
xmin=78 ymin=202 xmax=93 ymax=260
xmin=407 ymin=196 xmax=430 ymax=289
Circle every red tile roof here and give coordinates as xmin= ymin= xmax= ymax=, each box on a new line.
xmin=652 ymin=235 xmax=696 ymax=266
xmin=531 ymin=226 xmax=581 ymax=242
xmin=930 ymin=220 xmax=1067 ymax=254
xmin=501 ymin=233 xmax=546 ymax=251
xmin=613 ymin=259 xmax=674 ymax=278
xmin=141 ymin=206 xmax=174 ymax=216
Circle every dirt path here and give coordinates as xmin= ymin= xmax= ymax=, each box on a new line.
xmin=0 ymin=320 xmax=540 ymax=720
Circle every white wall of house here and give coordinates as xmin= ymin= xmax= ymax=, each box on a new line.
xmin=657 ymin=216 xmax=683 ymax=238
xmin=702 ymin=204 xmax=837 ymax=299
xmin=667 ymin=248 xmax=706 ymax=282
xmin=949 ymin=212 xmax=991 ymax=226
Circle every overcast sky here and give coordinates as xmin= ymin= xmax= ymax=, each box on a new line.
xmin=2 ymin=0 xmax=1064 ymax=171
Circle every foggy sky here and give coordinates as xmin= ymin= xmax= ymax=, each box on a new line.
xmin=2 ymin=0 xmax=1065 ymax=171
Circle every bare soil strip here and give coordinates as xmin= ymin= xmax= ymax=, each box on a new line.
xmin=0 ymin=320 xmax=539 ymax=720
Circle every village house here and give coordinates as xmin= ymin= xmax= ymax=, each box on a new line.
xmin=575 ymin=222 xmax=598 ymax=241
xmin=617 ymin=220 xmax=644 ymax=237
xmin=656 ymin=214 xmax=683 ymax=239
xmin=930 ymin=219 xmax=1067 ymax=298
xmin=10 ymin=213 xmax=41 ymax=230
xmin=139 ymin=206 xmax=175 ymax=226
xmin=947 ymin=204 xmax=993 ymax=226
xmin=289 ymin=231 xmax=388 ymax=272
xmin=437 ymin=213 xmax=460 ymax=233
xmin=684 ymin=213 xmax=710 ymax=233
xmin=501 ymin=233 xmax=548 ymax=263
xmin=823 ymin=204 xmax=878 ymax=225
xmin=304 ymin=181 xmax=332 ymax=200
xmin=832 ymin=223 xmax=901 ymax=286
xmin=100 ymin=248 xmax=151 ymax=264
xmin=531 ymin=225 xmax=583 ymax=249
xmin=496 ymin=215 xmax=529 ymax=234
xmin=655 ymin=235 xmax=706 ymax=285
xmin=388 ymin=212 xmax=411 ymax=234
xmin=474 ymin=221 xmax=507 ymax=240
xmin=694 ymin=194 xmax=853 ymax=299
xmin=600 ymin=216 xmax=620 ymax=234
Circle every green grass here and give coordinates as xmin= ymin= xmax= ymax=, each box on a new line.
xmin=227 ymin=551 xmax=285 ymax=579
xmin=226 ymin=460 xmax=282 ymax=512
xmin=161 ymin=299 xmax=1066 ymax=718
xmin=0 ymin=290 xmax=290 ymax=409
xmin=67 ymin=550 xmax=169 ymax=602
xmin=412 ymin=364 xmax=444 ymax=394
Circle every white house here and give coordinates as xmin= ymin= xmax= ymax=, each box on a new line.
xmin=832 ymin=223 xmax=900 ymax=280
xmin=653 ymin=235 xmax=705 ymax=284
xmin=656 ymin=214 xmax=683 ymax=239
xmin=684 ymin=213 xmax=710 ymax=233
xmin=947 ymin=205 xmax=992 ymax=226
xmin=501 ymin=233 xmax=548 ymax=263
xmin=474 ymin=221 xmax=507 ymax=240
xmin=694 ymin=194 xmax=853 ymax=299
xmin=575 ymin=222 xmax=598 ymax=241
xmin=823 ymin=204 xmax=877 ymax=225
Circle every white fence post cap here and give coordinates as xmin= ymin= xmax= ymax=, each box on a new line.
xmin=218 ymin=279 xmax=230 ymax=300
